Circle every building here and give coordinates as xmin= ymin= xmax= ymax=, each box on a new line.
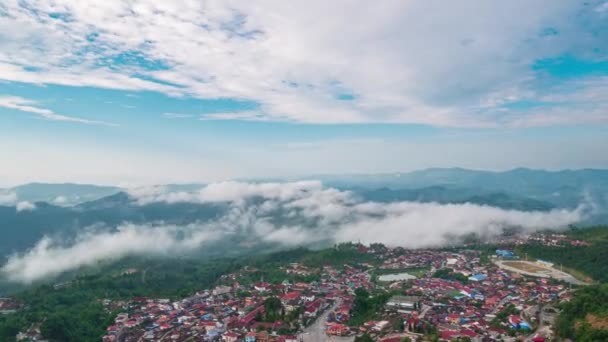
xmin=213 ymin=285 xmax=232 ymax=296
xmin=509 ymin=315 xmax=531 ymax=329
xmin=245 ymin=332 xmax=257 ymax=342
xmin=222 ymin=331 xmax=240 ymax=342
xmin=468 ymin=274 xmax=488 ymax=282
xmin=496 ymin=249 xmax=515 ymax=258
xmin=386 ymin=295 xmax=420 ymax=311
xmin=327 ymin=323 xmax=349 ymax=336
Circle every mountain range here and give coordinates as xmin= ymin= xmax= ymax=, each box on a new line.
xmin=1 ymin=168 xmax=607 ymax=264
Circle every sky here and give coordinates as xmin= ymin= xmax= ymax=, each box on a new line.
xmin=1 ymin=0 xmax=608 ymax=186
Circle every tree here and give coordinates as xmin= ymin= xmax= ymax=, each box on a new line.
xmin=277 ymin=327 xmax=291 ymax=335
xmin=263 ymin=297 xmax=283 ymax=322
xmin=354 ymin=333 xmax=374 ymax=342
xmin=353 ymin=288 xmax=370 ymax=313
xmin=397 ymin=319 xmax=405 ymax=331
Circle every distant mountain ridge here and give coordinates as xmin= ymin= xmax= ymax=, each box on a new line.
xmin=359 ymin=186 xmax=556 ymax=211
xmin=3 ymin=167 xmax=608 ymax=210
xmin=1 ymin=183 xmax=121 ymax=206
xmin=0 ymin=168 xmax=607 ymax=284
xmin=314 ymin=167 xmax=608 ymax=190
xmin=1 ymin=168 xmax=607 ymax=261
xmin=315 ymin=167 xmax=608 ymax=211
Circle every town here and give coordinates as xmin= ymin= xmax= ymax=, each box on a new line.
xmin=95 ymin=236 xmax=583 ymax=342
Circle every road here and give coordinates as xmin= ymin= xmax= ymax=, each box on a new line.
xmin=419 ymin=303 xmax=432 ymax=318
xmin=525 ymin=304 xmax=558 ymax=342
xmin=299 ymin=300 xmax=354 ymax=342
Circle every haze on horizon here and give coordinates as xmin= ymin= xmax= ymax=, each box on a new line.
xmin=0 ymin=1 xmax=607 ymax=186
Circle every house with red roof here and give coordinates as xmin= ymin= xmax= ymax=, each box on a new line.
xmin=440 ymin=330 xmax=460 ymax=341
xmin=327 ymin=323 xmax=349 ymax=336
xmin=222 ymin=331 xmax=240 ymax=342
xmin=447 ymin=313 xmax=460 ymax=324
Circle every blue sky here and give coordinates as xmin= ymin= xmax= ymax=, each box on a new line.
xmin=1 ymin=1 xmax=608 ymax=186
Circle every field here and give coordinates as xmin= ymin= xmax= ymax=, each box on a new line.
xmin=374 ymin=267 xmax=430 ymax=278
xmin=495 ymin=260 xmax=588 ymax=285
xmin=502 ymin=261 xmax=548 ymax=273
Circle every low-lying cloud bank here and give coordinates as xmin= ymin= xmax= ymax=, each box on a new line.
xmin=0 ymin=190 xmax=17 ymax=205
xmin=2 ymin=181 xmax=586 ymax=283
xmin=2 ymin=223 xmax=222 ymax=283
xmin=0 ymin=190 xmax=36 ymax=212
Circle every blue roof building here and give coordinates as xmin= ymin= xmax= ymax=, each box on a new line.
xmin=468 ymin=274 xmax=488 ymax=282
xmin=496 ymin=249 xmax=515 ymax=258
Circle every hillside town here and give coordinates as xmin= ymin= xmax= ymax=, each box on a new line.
xmin=98 ymin=236 xmax=581 ymax=342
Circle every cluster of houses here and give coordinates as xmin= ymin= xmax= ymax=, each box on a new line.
xmin=395 ymin=251 xmax=565 ymax=341
xmin=99 ymin=244 xmax=572 ymax=342
xmin=101 ymin=261 xmax=378 ymax=342
xmin=525 ymin=233 xmax=590 ymax=247
xmin=102 ymin=286 xmax=312 ymax=341
xmin=0 ymin=297 xmax=21 ymax=315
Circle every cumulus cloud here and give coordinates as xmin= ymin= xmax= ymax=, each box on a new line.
xmin=2 ymin=181 xmax=586 ymax=283
xmin=0 ymin=1 xmax=606 ymax=127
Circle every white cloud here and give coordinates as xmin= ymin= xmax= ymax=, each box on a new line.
xmin=596 ymin=2 xmax=608 ymax=13
xmin=199 ymin=111 xmax=273 ymax=122
xmin=52 ymin=196 xmax=68 ymax=205
xmin=335 ymin=202 xmax=583 ymax=247
xmin=16 ymin=201 xmax=36 ymax=212
xmin=0 ymin=190 xmax=17 ymax=205
xmin=128 ymin=180 xmax=325 ymax=204
xmin=1 ymin=181 xmax=586 ymax=283
xmin=0 ymin=96 xmax=116 ymax=126
xmin=1 ymin=222 xmax=222 ymax=283
xmin=0 ymin=1 xmax=605 ymax=127
xmin=129 ymin=181 xmax=585 ymax=247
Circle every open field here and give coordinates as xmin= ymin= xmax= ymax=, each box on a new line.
xmin=374 ymin=267 xmax=430 ymax=278
xmin=494 ymin=260 xmax=589 ymax=285
xmin=502 ymin=261 xmax=547 ymax=273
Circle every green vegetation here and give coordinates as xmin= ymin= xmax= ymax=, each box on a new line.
xmin=298 ymin=243 xmax=378 ymax=268
xmin=234 ymin=244 xmax=375 ymax=285
xmin=556 ymin=284 xmax=608 ymax=341
xmin=489 ymin=304 xmax=519 ymax=337
xmin=568 ymin=226 xmax=608 ymax=242
xmin=491 ymin=304 xmax=518 ymax=327
xmin=374 ymin=267 xmax=429 ymax=278
xmin=0 ymin=257 xmax=241 ymax=342
xmin=349 ymin=288 xmax=390 ymax=327
xmin=432 ymin=268 xmax=469 ymax=283
xmin=263 ymin=297 xmax=284 ymax=322
xmin=354 ymin=333 xmax=374 ymax=342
